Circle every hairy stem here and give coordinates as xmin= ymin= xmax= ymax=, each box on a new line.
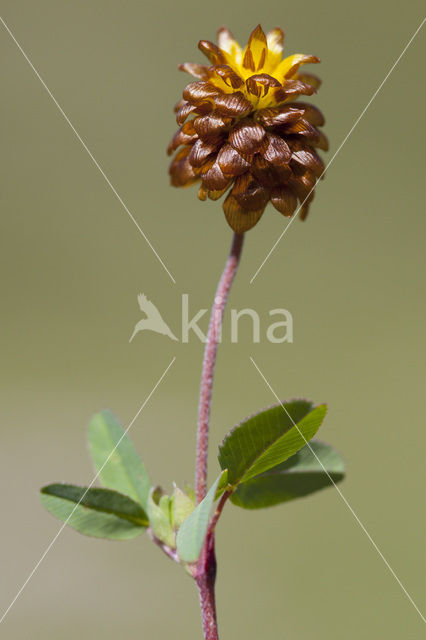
xmin=194 ymin=232 xmax=244 ymax=640
xmin=196 ymin=535 xmax=218 ymax=640
xmin=207 ymin=491 xmax=232 ymax=537
xmin=195 ymin=232 xmax=245 ymax=503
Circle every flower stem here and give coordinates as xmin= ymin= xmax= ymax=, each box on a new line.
xmin=194 ymin=231 xmax=245 ymax=640
xmin=196 ymin=535 xmax=218 ymax=640
xmin=195 ymin=232 xmax=245 ymax=503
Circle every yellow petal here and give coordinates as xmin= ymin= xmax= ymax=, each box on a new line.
xmin=274 ymin=54 xmax=320 ymax=81
xmin=266 ymin=27 xmax=284 ymax=69
xmin=242 ymin=25 xmax=268 ymax=72
xmin=217 ymin=27 xmax=243 ymax=65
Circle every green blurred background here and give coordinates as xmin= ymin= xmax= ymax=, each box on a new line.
xmin=1 ymin=1 xmax=425 ymax=638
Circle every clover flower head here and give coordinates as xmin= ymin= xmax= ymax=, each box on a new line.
xmin=168 ymin=25 xmax=328 ymax=232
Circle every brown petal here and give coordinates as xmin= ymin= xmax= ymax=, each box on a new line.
xmin=283 ymin=79 xmax=317 ymax=95
xmin=193 ymin=114 xmax=231 ymax=140
xmin=167 ymin=125 xmax=198 ymax=155
xmin=217 ymin=143 xmax=251 ymax=177
xmin=183 ymin=81 xmax=220 ymax=105
xmin=223 ymin=193 xmax=266 ymax=232
xmin=261 ymin=133 xmax=291 ymax=166
xmin=213 ymin=92 xmax=252 ymax=117
xmin=174 ymin=99 xmax=186 ymax=114
xmin=295 ymin=102 xmax=325 ymax=127
xmin=232 ymin=173 xmax=270 ymax=211
xmin=284 ymin=119 xmax=324 ymax=147
xmin=198 ymin=40 xmax=227 ymax=65
xmin=207 ymin=185 xmax=231 ymax=201
xmin=315 ymin=130 xmax=329 ymax=151
xmin=200 ymin=157 xmax=215 ymax=174
xmin=194 ymin=102 xmax=215 ymax=116
xmin=201 ymin=161 xmax=231 ymax=191
xmin=251 ymin=155 xmax=291 ymax=188
xmin=246 ymin=73 xmax=281 ymax=97
xmin=179 ymin=63 xmax=210 ymax=80
xmin=288 ymin=121 xmax=329 ymax=151
xmin=274 ymin=80 xmax=316 ymax=103
xmin=169 ymin=148 xmax=201 ymax=187
xmin=182 ymin=120 xmax=197 ymax=136
xmin=213 ymin=65 xmax=244 ymax=89
xmin=188 ymin=138 xmax=220 ymax=167
xmin=256 ymin=106 xmax=305 ymax=128
xmin=270 ymin=187 xmax=298 ymax=217
xmin=299 ymin=203 xmax=311 ymax=220
xmin=291 ymin=147 xmax=324 ymax=178
xmin=242 ymin=25 xmax=268 ymax=72
xmin=288 ymin=169 xmax=316 ymax=202
xmin=198 ymin=185 xmax=208 ymax=201
xmin=229 ymin=120 xmax=265 ymax=154
xmin=297 ymin=73 xmax=322 ymax=90
xmin=176 ymin=102 xmax=197 ymax=125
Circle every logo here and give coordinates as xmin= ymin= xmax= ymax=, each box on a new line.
xmin=129 ymin=294 xmax=179 ymax=342
xmin=130 ymin=293 xmax=293 ymax=344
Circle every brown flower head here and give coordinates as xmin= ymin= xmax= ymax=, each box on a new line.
xmin=168 ymin=25 xmax=328 ymax=232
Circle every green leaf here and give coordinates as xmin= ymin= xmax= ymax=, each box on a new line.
xmin=218 ymin=400 xmax=327 ymax=486
xmin=88 ymin=410 xmax=150 ymax=510
xmin=230 ymin=440 xmax=345 ymax=509
xmin=147 ymin=487 xmax=175 ymax=548
xmin=215 ymin=469 xmax=232 ymax=500
xmin=176 ymin=470 xmax=227 ymax=564
xmin=40 ymin=484 xmax=148 ymax=540
xmin=171 ymin=485 xmax=195 ymax=530
xmin=184 ymin=484 xmax=197 ymax=504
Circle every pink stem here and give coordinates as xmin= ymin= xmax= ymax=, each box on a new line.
xmin=195 ymin=232 xmax=245 ymax=503
xmin=196 ymin=535 xmax=218 ymax=640
xmin=207 ymin=491 xmax=232 ymax=538
xmin=194 ymin=232 xmax=244 ymax=640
